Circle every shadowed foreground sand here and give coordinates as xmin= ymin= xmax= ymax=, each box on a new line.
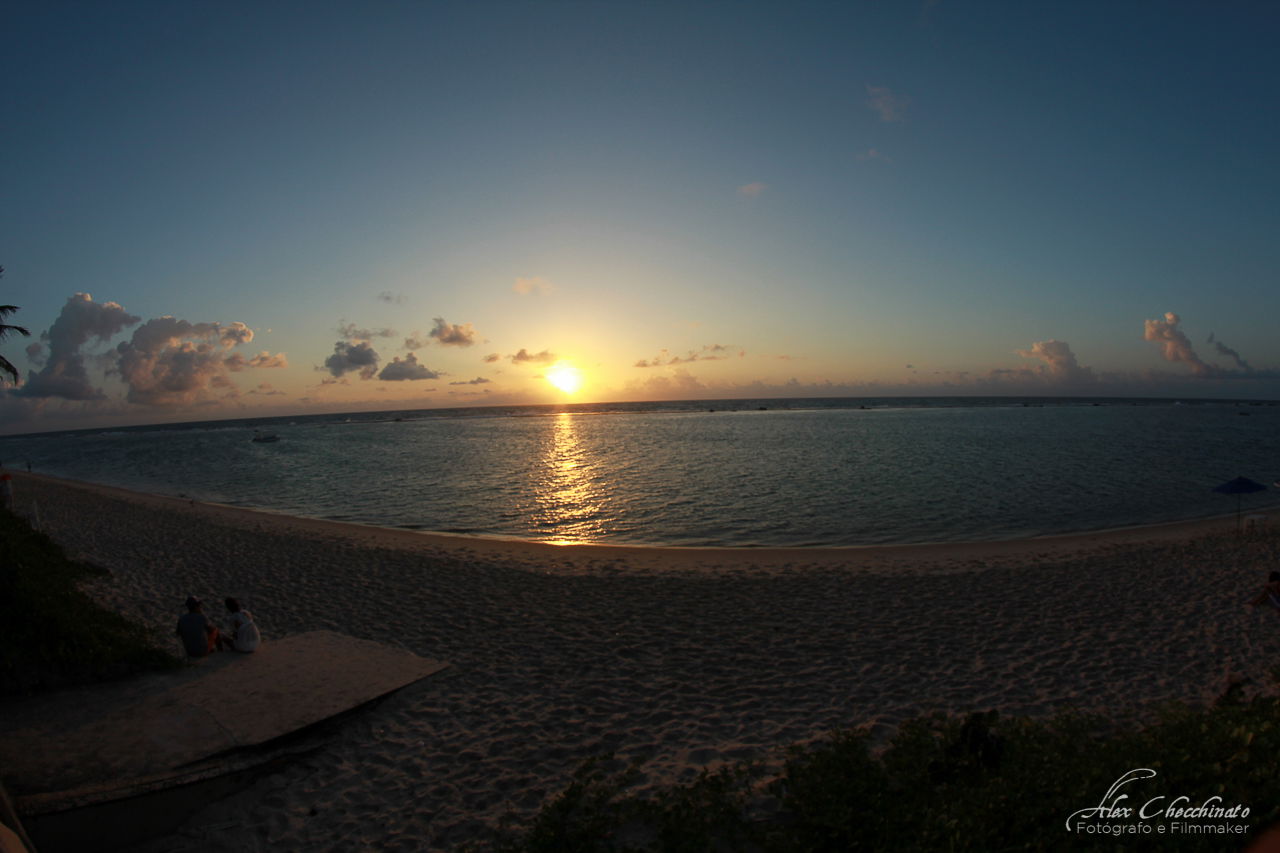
xmin=6 ymin=473 xmax=1280 ymax=850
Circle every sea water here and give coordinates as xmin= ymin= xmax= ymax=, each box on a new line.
xmin=3 ymin=397 xmax=1278 ymax=547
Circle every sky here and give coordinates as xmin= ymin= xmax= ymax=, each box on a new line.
xmin=3 ymin=1 xmax=1279 ymax=434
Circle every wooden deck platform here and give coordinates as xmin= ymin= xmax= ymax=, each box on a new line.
xmin=0 ymin=631 xmax=448 ymax=819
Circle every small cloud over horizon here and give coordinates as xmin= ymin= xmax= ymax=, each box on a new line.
xmin=338 ymin=321 xmax=397 ymax=341
xmin=378 ymin=352 xmax=439 ymax=381
xmin=428 ymin=317 xmax=478 ymax=347
xmin=324 ymin=341 xmax=379 ymax=379
xmin=634 ymin=344 xmax=737 ymax=368
xmin=513 ymin=276 xmax=552 ymax=295
xmin=510 ymin=348 xmax=557 ymax=365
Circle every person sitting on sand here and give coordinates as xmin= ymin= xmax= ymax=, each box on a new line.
xmin=175 ymin=596 xmax=220 ymax=657
xmin=217 ymin=597 xmax=261 ymax=653
xmin=1249 ymin=572 xmax=1280 ymax=613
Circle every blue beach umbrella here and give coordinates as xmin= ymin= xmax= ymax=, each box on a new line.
xmin=1212 ymin=476 xmax=1267 ymax=529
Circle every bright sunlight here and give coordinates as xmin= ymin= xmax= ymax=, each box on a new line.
xmin=545 ymin=362 xmax=584 ymax=394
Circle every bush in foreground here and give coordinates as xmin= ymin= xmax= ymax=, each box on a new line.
xmin=493 ymin=692 xmax=1280 ymax=851
xmin=0 ymin=508 xmax=180 ymax=694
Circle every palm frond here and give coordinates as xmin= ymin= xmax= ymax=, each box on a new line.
xmin=0 ymin=354 xmax=18 ymax=385
xmin=0 ymin=304 xmax=30 ymax=340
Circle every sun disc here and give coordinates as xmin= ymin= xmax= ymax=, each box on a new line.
xmin=546 ymin=363 xmax=583 ymax=394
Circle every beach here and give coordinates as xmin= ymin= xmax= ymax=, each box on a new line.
xmin=6 ymin=472 xmax=1280 ymax=850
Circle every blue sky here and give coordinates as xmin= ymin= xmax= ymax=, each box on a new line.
xmin=3 ymin=1 xmax=1279 ymax=433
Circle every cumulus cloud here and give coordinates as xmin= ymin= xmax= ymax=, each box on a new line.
xmin=866 ymin=85 xmax=908 ymax=122
xmin=324 ymin=341 xmax=380 ymax=379
xmin=114 ymin=317 xmax=262 ymax=406
xmin=25 ymin=341 xmax=45 ymax=366
xmin=483 ymin=353 xmax=501 ymax=363
xmin=218 ymin=321 xmax=254 ymax=348
xmin=510 ymin=348 xmax=556 ymax=365
xmin=5 ymin=293 xmax=281 ymax=411
xmin=224 ymin=351 xmax=288 ymax=371
xmin=1143 ymin=312 xmax=1218 ymax=377
xmin=378 ymin=352 xmax=439 ymax=381
xmin=449 ymin=377 xmax=491 ymax=386
xmin=247 ymin=383 xmax=285 ymax=396
xmin=513 ymin=276 xmax=552 ymax=295
xmin=404 ymin=333 xmax=427 ymax=351
xmin=16 ymin=293 xmax=141 ymax=399
xmin=338 ymin=321 xmax=397 ymax=341
xmin=634 ymin=344 xmax=735 ymax=368
xmin=428 ymin=317 xmax=478 ymax=347
xmin=737 ymin=182 xmax=767 ymax=198
xmin=377 ymin=291 xmax=407 ymax=305
xmin=1014 ymin=339 xmax=1096 ymax=384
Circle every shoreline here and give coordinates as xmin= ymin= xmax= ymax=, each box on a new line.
xmin=6 ymin=471 xmax=1280 ymax=849
xmin=10 ymin=470 xmax=1276 ymax=574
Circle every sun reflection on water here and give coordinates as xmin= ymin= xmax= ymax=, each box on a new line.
xmin=531 ymin=412 xmax=609 ymax=544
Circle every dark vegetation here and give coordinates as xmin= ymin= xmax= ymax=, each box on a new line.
xmin=489 ymin=684 xmax=1280 ymax=851
xmin=0 ymin=508 xmax=180 ymax=695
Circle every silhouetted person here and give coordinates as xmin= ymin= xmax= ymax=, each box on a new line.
xmin=217 ymin=597 xmax=261 ymax=653
xmin=176 ymin=596 xmax=220 ymax=658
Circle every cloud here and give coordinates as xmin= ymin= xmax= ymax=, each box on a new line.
xmin=246 ymin=382 xmax=285 ymax=396
xmin=404 ymin=333 xmax=427 ymax=350
xmin=224 ymin=351 xmax=288 ymax=371
xmin=378 ymin=352 xmax=439 ymax=381
xmin=856 ymin=148 xmax=892 ymax=162
xmin=866 ymin=85 xmax=908 ymax=122
xmin=1014 ymin=339 xmax=1096 ymax=384
xmin=338 ymin=321 xmax=397 ymax=341
xmin=1208 ymin=332 xmax=1251 ymax=372
xmin=377 ymin=291 xmax=407 ymax=305
xmin=513 ymin=276 xmax=552 ymax=295
xmin=737 ymin=182 xmax=767 ymax=198
xmin=114 ymin=317 xmax=260 ymax=406
xmin=628 ymin=368 xmax=708 ymax=396
xmin=449 ymin=377 xmax=491 ymax=386
xmin=483 ymin=352 xmax=501 ymax=363
xmin=428 ymin=317 xmax=477 ymax=347
xmin=324 ymin=341 xmax=380 ymax=379
xmin=1142 ymin=313 xmax=1279 ymax=381
xmin=1143 ymin=312 xmax=1219 ymax=377
xmin=510 ymin=348 xmax=557 ymax=365
xmin=16 ymin=293 xmax=141 ymax=400
xmin=25 ymin=342 xmax=45 ymax=366
xmin=6 ymin=294 xmax=281 ymax=412
xmin=634 ymin=344 xmax=736 ymax=368
xmin=218 ymin=321 xmax=254 ymax=348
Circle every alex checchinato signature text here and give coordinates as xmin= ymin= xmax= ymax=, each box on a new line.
xmin=1066 ymin=768 xmax=1250 ymax=835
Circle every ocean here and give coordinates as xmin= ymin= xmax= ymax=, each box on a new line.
xmin=3 ymin=397 xmax=1278 ymax=547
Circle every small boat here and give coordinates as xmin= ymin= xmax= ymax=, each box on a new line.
xmin=251 ymin=429 xmax=280 ymax=443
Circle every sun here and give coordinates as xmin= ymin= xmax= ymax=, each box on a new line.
xmin=546 ymin=362 xmax=584 ymax=394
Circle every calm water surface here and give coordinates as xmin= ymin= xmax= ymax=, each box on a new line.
xmin=4 ymin=398 xmax=1278 ymax=547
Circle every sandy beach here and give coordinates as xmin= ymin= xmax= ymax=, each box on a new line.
xmin=6 ymin=472 xmax=1280 ymax=850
